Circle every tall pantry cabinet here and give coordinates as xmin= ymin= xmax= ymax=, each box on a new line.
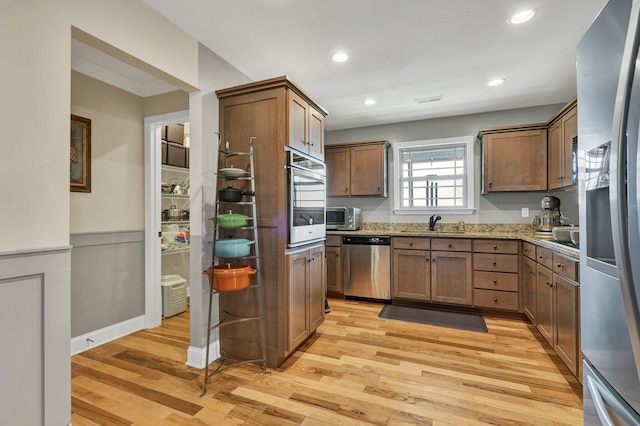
xmin=215 ymin=76 xmax=328 ymax=368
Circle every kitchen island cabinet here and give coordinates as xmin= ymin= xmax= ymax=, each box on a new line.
xmin=325 ymin=140 xmax=389 ymax=197
xmin=216 ymin=76 xmax=327 ymax=368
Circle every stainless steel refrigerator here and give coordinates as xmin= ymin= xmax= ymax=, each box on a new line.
xmin=578 ymin=0 xmax=640 ymax=423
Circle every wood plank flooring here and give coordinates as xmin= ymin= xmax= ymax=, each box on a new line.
xmin=71 ymin=298 xmax=582 ymax=425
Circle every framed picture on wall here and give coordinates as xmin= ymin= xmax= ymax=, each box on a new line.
xmin=70 ymin=114 xmax=91 ymax=193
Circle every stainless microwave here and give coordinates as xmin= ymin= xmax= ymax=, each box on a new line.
xmin=326 ymin=207 xmax=362 ymax=231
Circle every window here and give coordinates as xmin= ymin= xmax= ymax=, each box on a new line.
xmin=392 ymin=136 xmax=475 ymax=214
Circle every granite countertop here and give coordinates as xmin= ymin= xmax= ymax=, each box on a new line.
xmin=327 ymin=222 xmax=580 ymax=259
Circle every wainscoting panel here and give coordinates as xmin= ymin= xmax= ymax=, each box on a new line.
xmin=71 ymin=231 xmax=145 ymax=338
xmin=0 ymin=246 xmax=71 ymax=426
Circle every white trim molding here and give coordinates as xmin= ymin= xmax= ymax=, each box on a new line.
xmin=186 ymin=341 xmax=221 ymax=369
xmin=70 ymin=315 xmax=146 ymax=356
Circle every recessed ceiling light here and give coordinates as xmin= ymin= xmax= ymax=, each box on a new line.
xmin=508 ymin=9 xmax=537 ymax=24
xmin=332 ymin=52 xmax=349 ymax=63
xmin=487 ymin=78 xmax=506 ymax=87
xmin=364 ymin=99 xmax=377 ymax=106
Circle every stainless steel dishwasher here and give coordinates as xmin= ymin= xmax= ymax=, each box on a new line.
xmin=342 ymin=235 xmax=391 ymax=300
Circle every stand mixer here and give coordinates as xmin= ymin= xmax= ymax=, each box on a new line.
xmin=532 ymin=196 xmax=565 ymax=238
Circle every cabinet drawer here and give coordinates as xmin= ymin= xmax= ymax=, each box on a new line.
xmin=473 ymin=239 xmax=519 ymax=254
xmin=325 ymin=235 xmax=341 ymax=247
xmin=474 ymin=289 xmax=519 ymax=311
xmin=522 ymin=242 xmax=536 ymax=260
xmin=474 ymin=253 xmax=519 ymax=273
xmin=393 ymin=237 xmax=430 ymax=250
xmin=536 ymin=247 xmax=554 ymax=270
xmin=431 ymin=238 xmax=471 ymax=252
xmin=553 ymin=253 xmax=579 ymax=282
xmin=473 ymin=271 xmax=519 ymax=292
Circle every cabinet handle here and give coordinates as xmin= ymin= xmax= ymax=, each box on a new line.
xmin=557 ymin=263 xmax=564 ymax=268
xmin=426 ymin=257 xmax=430 ymax=261
xmin=492 ymin=260 xmax=497 ymax=265
xmin=489 ymin=182 xmax=493 ymax=188
xmin=345 ymin=188 xmax=348 ymax=193
xmin=493 ymin=279 xmax=498 ymax=284
xmin=493 ymin=245 xmax=498 ymax=249
xmin=448 ymin=243 xmax=452 ymax=248
xmin=493 ymin=297 xmax=498 ymax=302
xmin=432 ymin=258 xmax=436 ymax=262
xmin=377 ymin=186 xmax=381 ymax=193
xmin=530 ymin=270 xmax=534 ymax=275
xmin=409 ymin=242 xmax=413 ymax=246
xmin=539 ymin=255 xmax=545 ymax=259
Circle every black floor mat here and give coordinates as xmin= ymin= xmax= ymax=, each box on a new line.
xmin=378 ymin=304 xmax=488 ymax=333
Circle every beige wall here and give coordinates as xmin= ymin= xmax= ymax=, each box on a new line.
xmin=70 ymin=71 xmax=145 ymax=233
xmin=0 ymin=0 xmax=199 ymax=253
xmin=144 ymin=91 xmax=189 ymax=117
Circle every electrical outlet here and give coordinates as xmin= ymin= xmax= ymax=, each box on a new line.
xmin=521 ymin=207 xmax=529 ymax=218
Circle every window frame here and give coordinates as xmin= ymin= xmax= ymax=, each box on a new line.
xmin=392 ymin=135 xmax=476 ymax=215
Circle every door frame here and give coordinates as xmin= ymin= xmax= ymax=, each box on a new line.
xmin=144 ymin=110 xmax=189 ymax=328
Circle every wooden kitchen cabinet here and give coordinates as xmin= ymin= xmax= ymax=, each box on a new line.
xmin=431 ymin=238 xmax=473 ymax=306
xmin=522 ymin=256 xmax=537 ymax=324
xmin=480 ymin=126 xmax=548 ymax=193
xmin=554 ymin=273 xmax=580 ymax=377
xmin=547 ymin=102 xmax=577 ymax=190
xmin=286 ymin=244 xmax=325 ymax=354
xmin=289 ymin=90 xmax=325 ymax=160
xmin=536 ymin=264 xmax=555 ymax=346
xmin=472 ymin=239 xmax=520 ymax=311
xmin=392 ymin=237 xmax=431 ymax=300
xmin=325 ymin=140 xmax=389 ymax=197
xmin=216 ymin=76 xmax=328 ymax=368
xmin=527 ymin=242 xmax=581 ymax=379
xmin=325 ymin=235 xmax=342 ymax=296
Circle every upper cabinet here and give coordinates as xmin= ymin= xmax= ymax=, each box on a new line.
xmin=547 ymin=101 xmax=577 ymax=190
xmin=288 ymin=90 xmax=326 ymax=160
xmin=480 ymin=126 xmax=548 ymax=194
xmin=325 ymin=140 xmax=389 ymax=197
xmin=479 ymin=98 xmax=577 ymax=194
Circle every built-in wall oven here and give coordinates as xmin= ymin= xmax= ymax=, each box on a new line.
xmin=287 ymin=148 xmax=326 ymax=247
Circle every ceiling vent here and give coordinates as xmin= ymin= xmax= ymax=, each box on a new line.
xmin=415 ymin=95 xmax=443 ymax=104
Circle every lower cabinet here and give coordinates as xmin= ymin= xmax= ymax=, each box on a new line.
xmin=472 ymin=239 xmax=519 ymax=311
xmin=522 ymin=255 xmax=537 ymax=323
xmin=392 ymin=237 xmax=431 ymax=300
xmin=286 ymin=244 xmax=325 ymax=354
xmin=530 ymin=244 xmax=580 ymax=380
xmin=431 ymin=239 xmax=473 ymax=306
xmin=325 ymin=235 xmax=343 ymax=296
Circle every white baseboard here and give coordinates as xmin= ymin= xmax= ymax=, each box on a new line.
xmin=70 ymin=315 xmax=146 ymax=356
xmin=186 ymin=341 xmax=220 ymax=369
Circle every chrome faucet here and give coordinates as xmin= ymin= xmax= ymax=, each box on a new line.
xmin=429 ymin=214 xmax=441 ymax=231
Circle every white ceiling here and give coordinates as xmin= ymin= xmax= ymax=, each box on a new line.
xmin=74 ymin=0 xmax=608 ymax=131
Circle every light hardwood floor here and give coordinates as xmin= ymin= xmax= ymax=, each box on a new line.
xmin=71 ymin=298 xmax=582 ymax=425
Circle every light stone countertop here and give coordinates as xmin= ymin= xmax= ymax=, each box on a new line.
xmin=327 ymin=222 xmax=580 ymax=259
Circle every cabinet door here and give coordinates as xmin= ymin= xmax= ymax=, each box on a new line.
xmin=325 ymin=147 xmax=350 ymax=196
xmin=548 ymin=121 xmax=563 ymax=190
xmin=308 ymin=107 xmax=324 ymax=160
xmin=309 ymin=246 xmax=325 ymax=331
xmin=482 ymin=129 xmax=547 ymax=193
xmin=431 ymin=251 xmax=472 ymax=305
xmin=289 ymin=91 xmax=309 ymax=154
xmin=536 ymin=265 xmax=554 ymax=346
xmin=554 ymin=274 xmax=579 ymax=376
xmin=561 ymin=106 xmax=577 ymax=188
xmin=287 ymin=250 xmax=310 ymax=352
xmin=393 ymin=249 xmax=431 ymax=300
xmin=325 ymin=245 xmax=343 ymax=294
xmin=350 ymin=144 xmax=387 ymax=196
xmin=522 ymin=256 xmax=537 ymax=324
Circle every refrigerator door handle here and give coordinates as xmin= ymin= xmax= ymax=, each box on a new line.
xmin=610 ymin=0 xmax=640 ymax=379
xmin=587 ymin=375 xmax=617 ymax=426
